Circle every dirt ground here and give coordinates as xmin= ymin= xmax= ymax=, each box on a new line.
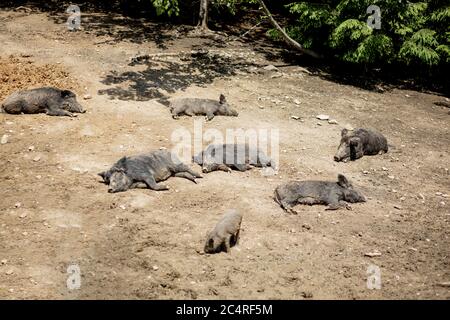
xmin=0 ymin=10 xmax=449 ymax=300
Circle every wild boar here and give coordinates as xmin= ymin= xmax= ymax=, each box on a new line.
xmin=334 ymin=128 xmax=388 ymax=162
xmin=98 ymin=150 xmax=202 ymax=193
xmin=204 ymin=210 xmax=243 ymax=254
xmin=274 ymin=174 xmax=366 ymax=213
xmin=1 ymin=87 xmax=85 ymax=117
xmin=193 ymin=143 xmax=272 ymax=173
xmin=170 ymin=94 xmax=238 ymax=121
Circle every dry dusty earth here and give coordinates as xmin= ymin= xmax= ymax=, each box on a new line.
xmin=0 ymin=10 xmax=449 ymax=300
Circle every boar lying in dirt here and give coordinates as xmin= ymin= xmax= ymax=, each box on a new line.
xmin=1 ymin=87 xmax=85 ymax=117
xmin=99 ymin=150 xmax=202 ymax=193
xmin=334 ymin=128 xmax=388 ymax=162
xmin=204 ymin=210 xmax=243 ymax=254
xmin=170 ymin=94 xmax=238 ymax=120
xmin=193 ymin=143 xmax=272 ymax=173
xmin=274 ymin=174 xmax=366 ymax=213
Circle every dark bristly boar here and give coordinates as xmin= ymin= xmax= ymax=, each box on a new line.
xmin=193 ymin=143 xmax=272 ymax=173
xmin=204 ymin=210 xmax=243 ymax=254
xmin=1 ymin=87 xmax=85 ymax=117
xmin=274 ymin=174 xmax=366 ymax=213
xmin=334 ymin=128 xmax=388 ymax=162
xmin=98 ymin=150 xmax=202 ymax=193
xmin=170 ymin=94 xmax=238 ymax=121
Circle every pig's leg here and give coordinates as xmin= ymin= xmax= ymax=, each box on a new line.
xmin=223 ymin=234 xmax=232 ymax=253
xmin=142 ymin=174 xmax=169 ymax=191
xmin=326 ymin=201 xmax=351 ymax=210
xmin=203 ymin=163 xmax=231 ymax=173
xmin=205 ymin=112 xmax=215 ymax=121
xmin=233 ymin=230 xmax=240 ymax=245
xmin=46 ymin=108 xmax=75 ymax=117
xmin=234 ymin=164 xmax=252 ymax=172
xmin=174 ymin=172 xmax=198 ymax=183
xmin=174 ymin=164 xmax=203 ymax=178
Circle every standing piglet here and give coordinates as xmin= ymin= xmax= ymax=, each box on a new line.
xmin=170 ymin=94 xmax=238 ymax=121
xmin=193 ymin=143 xmax=272 ymax=173
xmin=274 ymin=174 xmax=366 ymax=213
xmin=99 ymin=150 xmax=202 ymax=193
xmin=334 ymin=128 xmax=388 ymax=162
xmin=204 ymin=210 xmax=243 ymax=254
xmin=1 ymin=87 xmax=85 ymax=117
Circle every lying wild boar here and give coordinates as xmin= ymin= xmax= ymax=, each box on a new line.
xmin=193 ymin=143 xmax=272 ymax=173
xmin=204 ymin=210 xmax=243 ymax=254
xmin=170 ymin=94 xmax=238 ymax=120
xmin=274 ymin=174 xmax=366 ymax=213
xmin=334 ymin=128 xmax=388 ymax=162
xmin=1 ymin=87 xmax=85 ymax=117
xmin=99 ymin=150 xmax=202 ymax=193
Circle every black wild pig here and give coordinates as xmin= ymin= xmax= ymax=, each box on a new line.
xmin=204 ymin=210 xmax=243 ymax=254
xmin=193 ymin=143 xmax=272 ymax=173
xmin=170 ymin=94 xmax=238 ymax=121
xmin=98 ymin=150 xmax=202 ymax=193
xmin=1 ymin=87 xmax=85 ymax=117
xmin=334 ymin=128 xmax=388 ymax=162
xmin=274 ymin=174 xmax=366 ymax=213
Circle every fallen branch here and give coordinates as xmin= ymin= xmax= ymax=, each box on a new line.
xmin=257 ymin=0 xmax=322 ymax=59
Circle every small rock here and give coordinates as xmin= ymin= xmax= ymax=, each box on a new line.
xmin=263 ymin=65 xmax=278 ymax=71
xmin=83 ymin=94 xmax=92 ymax=100
xmin=362 ymin=170 xmax=369 ymax=175
xmin=290 ymin=116 xmax=300 ymax=120
xmin=271 ymin=73 xmax=282 ymax=79
xmin=33 ymin=156 xmax=41 ymax=162
xmin=14 ymin=202 xmax=21 ymax=208
xmin=19 ymin=212 xmax=27 ymax=219
xmin=316 ymin=114 xmax=330 ymax=121
xmin=364 ymin=251 xmax=382 ymax=257
xmin=28 ymin=146 xmax=35 ymax=151
xmin=5 ymin=269 xmax=14 ymax=275
xmin=152 ymin=265 xmax=159 ymax=271
xmin=328 ymin=119 xmax=338 ymax=125
xmin=388 ymin=175 xmax=395 ymax=179
xmin=293 ymin=99 xmax=301 ymax=105
xmin=302 ymin=223 xmax=312 ymax=230
xmin=1 ymin=134 xmax=9 ymax=144
xmin=301 ymin=291 xmax=314 ymax=299
xmin=438 ymin=282 xmax=450 ymax=287
xmin=1 ymin=259 xmax=7 ymax=265
xmin=394 ymin=205 xmax=402 ymax=210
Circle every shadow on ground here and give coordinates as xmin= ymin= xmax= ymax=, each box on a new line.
xmin=98 ymin=50 xmax=258 ymax=103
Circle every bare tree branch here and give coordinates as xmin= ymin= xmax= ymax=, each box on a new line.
xmin=257 ymin=0 xmax=322 ymax=59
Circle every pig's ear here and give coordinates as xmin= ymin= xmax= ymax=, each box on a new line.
xmin=61 ymin=90 xmax=75 ymax=98
xmin=341 ymin=128 xmax=348 ymax=137
xmin=219 ymin=94 xmax=226 ymax=104
xmin=337 ymin=174 xmax=352 ymax=188
xmin=208 ymin=238 xmax=214 ymax=249
xmin=98 ymin=171 xmax=106 ymax=180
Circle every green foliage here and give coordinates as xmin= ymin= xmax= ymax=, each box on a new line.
xmin=270 ymin=0 xmax=450 ymax=69
xmin=150 ymin=0 xmax=179 ymax=16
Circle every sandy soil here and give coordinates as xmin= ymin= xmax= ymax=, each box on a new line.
xmin=0 ymin=10 xmax=449 ymax=300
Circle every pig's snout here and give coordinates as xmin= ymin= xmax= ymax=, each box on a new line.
xmin=334 ymin=155 xmax=340 ymax=162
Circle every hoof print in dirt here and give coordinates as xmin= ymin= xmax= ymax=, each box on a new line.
xmin=274 ymin=174 xmax=366 ymax=212
xmin=193 ymin=143 xmax=272 ymax=173
xmin=334 ymin=128 xmax=388 ymax=162
xmin=204 ymin=210 xmax=243 ymax=254
xmin=1 ymin=87 xmax=86 ymax=117
xmin=98 ymin=150 xmax=202 ymax=193
xmin=169 ymin=94 xmax=238 ymax=121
